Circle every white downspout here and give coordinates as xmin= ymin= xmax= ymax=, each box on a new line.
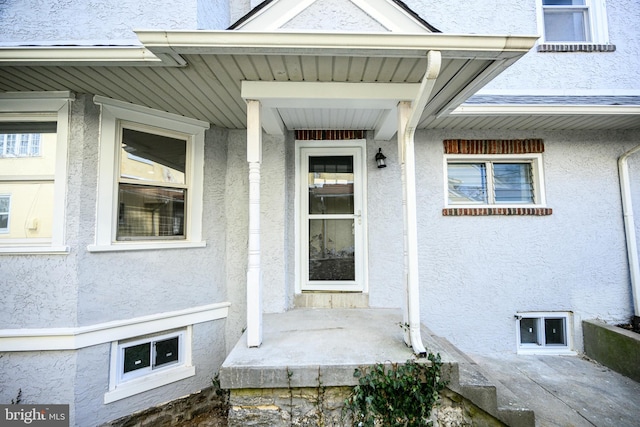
xmin=619 ymin=144 xmax=640 ymax=320
xmin=400 ymin=50 xmax=442 ymax=356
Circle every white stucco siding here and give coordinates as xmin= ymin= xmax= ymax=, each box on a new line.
xmin=223 ymin=130 xmax=250 ymax=352
xmin=413 ymin=130 xmax=634 ymax=354
xmin=0 ymin=0 xmax=228 ymax=44
xmin=281 ymin=0 xmax=388 ymax=32
xmin=0 ymin=351 xmax=76 ymax=424
xmin=261 ymin=134 xmax=289 ymax=314
xmin=366 ymin=138 xmax=406 ymax=308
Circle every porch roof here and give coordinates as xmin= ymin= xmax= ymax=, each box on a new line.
xmin=0 ymin=30 xmax=545 ymax=138
xmin=3 ymin=30 xmax=637 ymax=134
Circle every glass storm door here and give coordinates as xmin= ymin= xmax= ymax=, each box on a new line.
xmin=300 ymin=145 xmax=365 ymax=291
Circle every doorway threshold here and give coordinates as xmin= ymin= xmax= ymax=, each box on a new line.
xmin=294 ymin=292 xmax=368 ymax=308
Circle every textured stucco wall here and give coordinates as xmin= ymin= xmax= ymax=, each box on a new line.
xmin=366 ymin=136 xmax=405 ymax=308
xmin=282 ymin=0 xmax=387 ymax=31
xmin=0 ymin=0 xmax=229 ymax=44
xmin=405 ymin=0 xmax=640 ymax=92
xmin=198 ymin=0 xmax=230 ymax=30
xmin=409 ymin=129 xmax=634 ymax=354
xmin=74 ymin=320 xmax=226 ymax=426
xmin=0 ymin=351 xmax=77 ymax=424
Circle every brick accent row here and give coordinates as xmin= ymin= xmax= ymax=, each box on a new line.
xmin=537 ymin=43 xmax=616 ymax=53
xmin=443 ymin=139 xmax=544 ymax=155
xmin=296 ymin=130 xmax=365 ymax=140
xmin=442 ymin=208 xmax=553 ymax=216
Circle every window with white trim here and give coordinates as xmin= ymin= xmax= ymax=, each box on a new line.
xmin=106 ymin=327 xmax=195 ymax=403
xmin=446 ymin=155 xmax=545 ymax=207
xmin=516 ymin=312 xmax=574 ymax=354
xmin=0 ymin=195 xmax=10 ymax=233
xmin=90 ymin=96 xmax=208 ymax=252
xmin=538 ymin=0 xmax=610 ymax=44
xmin=0 ymin=93 xmax=72 ymax=254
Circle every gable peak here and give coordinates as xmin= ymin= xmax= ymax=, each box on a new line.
xmin=229 ymin=0 xmax=440 ymax=33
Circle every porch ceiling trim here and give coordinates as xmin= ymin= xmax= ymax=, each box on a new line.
xmin=0 ymin=30 xmax=543 ymax=134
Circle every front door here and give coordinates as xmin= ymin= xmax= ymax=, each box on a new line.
xmin=297 ymin=141 xmax=367 ymax=292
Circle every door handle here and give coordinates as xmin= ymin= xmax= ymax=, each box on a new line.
xmin=354 ymin=210 xmax=362 ymax=225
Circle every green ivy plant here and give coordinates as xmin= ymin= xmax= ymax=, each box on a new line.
xmin=344 ymin=353 xmax=447 ymax=427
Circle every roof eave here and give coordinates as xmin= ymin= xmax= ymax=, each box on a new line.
xmin=135 ymin=30 xmax=538 ymax=60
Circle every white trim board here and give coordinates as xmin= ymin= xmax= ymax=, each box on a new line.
xmin=0 ymin=302 xmax=230 ymax=352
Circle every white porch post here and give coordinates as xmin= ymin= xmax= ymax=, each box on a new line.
xmin=246 ymin=99 xmax=263 ymax=347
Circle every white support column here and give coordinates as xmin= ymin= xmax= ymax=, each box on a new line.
xmin=246 ymin=100 xmax=263 ymax=347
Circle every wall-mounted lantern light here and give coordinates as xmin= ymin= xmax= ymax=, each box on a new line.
xmin=375 ymin=148 xmax=387 ymax=168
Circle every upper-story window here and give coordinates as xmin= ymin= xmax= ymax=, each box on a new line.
xmin=537 ymin=0 xmax=612 ymax=49
xmin=0 ymin=93 xmax=73 ymax=254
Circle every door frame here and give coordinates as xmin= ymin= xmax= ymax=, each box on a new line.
xmin=294 ymin=139 xmax=369 ymax=293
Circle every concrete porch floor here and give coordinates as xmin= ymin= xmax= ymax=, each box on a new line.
xmin=220 ymin=308 xmax=640 ymax=426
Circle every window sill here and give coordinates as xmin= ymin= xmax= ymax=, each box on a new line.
xmin=104 ymin=365 xmax=195 ymax=404
xmin=537 ymin=43 xmax=616 ymax=53
xmin=0 ymin=245 xmax=70 ymax=255
xmin=443 ymin=207 xmax=552 ymax=216
xmin=517 ymin=348 xmax=576 ymax=356
xmin=87 ymin=241 xmax=207 ymax=252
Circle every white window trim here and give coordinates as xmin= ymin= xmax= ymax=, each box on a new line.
xmin=0 ymin=92 xmax=73 ymax=254
xmin=105 ymin=326 xmax=194 ymax=404
xmin=90 ymin=96 xmax=209 ymax=252
xmin=516 ymin=311 xmax=576 ymax=355
xmin=444 ymin=153 xmax=546 ymax=209
xmin=536 ymin=0 xmax=610 ymax=45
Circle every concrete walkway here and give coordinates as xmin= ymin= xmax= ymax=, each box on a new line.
xmin=220 ymin=308 xmax=640 ymax=426
xmin=470 ymin=353 xmax=640 ymax=427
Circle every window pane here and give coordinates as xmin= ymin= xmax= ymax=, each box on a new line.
xmin=308 ymin=156 xmax=354 ymax=215
xmin=0 ymin=214 xmax=8 ymax=231
xmin=0 ymin=196 xmax=9 ymax=213
xmin=120 ymin=128 xmax=186 ymax=185
xmin=494 ymin=163 xmax=534 ymax=204
xmin=154 ymin=337 xmax=179 ymax=367
xmin=545 ymin=318 xmax=566 ymax=345
xmin=309 ymin=219 xmax=355 ymax=281
xmin=0 ymin=183 xmax=54 ymax=239
xmin=123 ymin=343 xmax=151 ymax=373
xmin=544 ymin=10 xmax=588 ymax=41
xmin=543 ymin=0 xmax=585 ymax=5
xmin=520 ymin=318 xmax=539 ymax=344
xmin=117 ymin=184 xmax=185 ymax=240
xmin=447 ymin=163 xmax=487 ymax=204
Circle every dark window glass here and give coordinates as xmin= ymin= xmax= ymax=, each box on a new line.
xmin=123 ymin=343 xmax=151 ymax=373
xmin=520 ymin=318 xmax=539 ymax=344
xmin=154 ymin=337 xmax=179 ymax=367
xmin=545 ymin=318 xmax=566 ymax=345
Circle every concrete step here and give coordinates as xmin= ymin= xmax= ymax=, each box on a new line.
xmin=423 ymin=326 xmax=535 ymax=427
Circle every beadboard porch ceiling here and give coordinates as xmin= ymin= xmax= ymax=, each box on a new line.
xmin=2 ymin=31 xmax=636 ymax=133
